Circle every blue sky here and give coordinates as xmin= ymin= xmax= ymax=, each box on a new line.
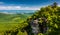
xmin=0 ymin=0 xmax=60 ymax=10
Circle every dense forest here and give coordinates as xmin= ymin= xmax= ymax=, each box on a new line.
xmin=0 ymin=2 xmax=60 ymax=35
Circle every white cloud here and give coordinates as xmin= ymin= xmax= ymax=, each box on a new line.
xmin=21 ymin=7 xmax=40 ymax=10
xmin=0 ymin=2 xmax=4 ymax=4
xmin=0 ymin=6 xmax=21 ymax=10
xmin=0 ymin=6 xmax=40 ymax=10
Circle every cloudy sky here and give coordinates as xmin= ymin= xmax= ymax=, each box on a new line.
xmin=0 ymin=0 xmax=60 ymax=10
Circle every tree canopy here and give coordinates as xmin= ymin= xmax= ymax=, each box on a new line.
xmin=25 ymin=2 xmax=60 ymax=35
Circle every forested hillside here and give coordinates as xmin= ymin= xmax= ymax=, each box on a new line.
xmin=0 ymin=13 xmax=33 ymax=34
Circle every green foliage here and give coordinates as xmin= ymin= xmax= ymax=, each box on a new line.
xmin=24 ymin=2 xmax=60 ymax=35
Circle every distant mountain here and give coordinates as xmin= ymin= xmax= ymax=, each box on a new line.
xmin=0 ymin=10 xmax=35 ymax=14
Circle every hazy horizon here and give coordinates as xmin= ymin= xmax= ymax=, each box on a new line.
xmin=0 ymin=10 xmax=36 ymax=14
